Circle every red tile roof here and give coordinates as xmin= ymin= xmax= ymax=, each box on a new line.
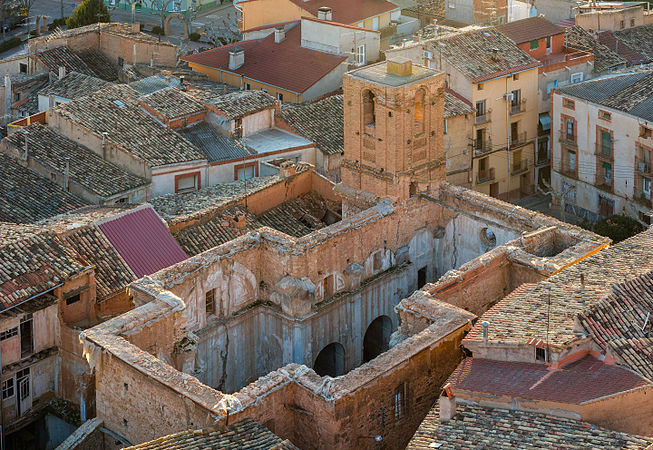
xmin=448 ymin=357 xmax=649 ymax=404
xmin=182 ymin=23 xmax=347 ymax=94
xmin=288 ymin=0 xmax=399 ymax=24
xmin=498 ymin=16 xmax=564 ymax=44
xmin=597 ymin=31 xmax=650 ymax=64
xmin=98 ymin=206 xmax=187 ymax=278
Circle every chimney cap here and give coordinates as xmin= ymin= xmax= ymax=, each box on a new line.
xmin=318 ymin=6 xmax=332 ymax=11
xmin=229 ymin=45 xmax=245 ymax=54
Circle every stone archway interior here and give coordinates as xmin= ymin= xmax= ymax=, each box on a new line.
xmin=363 ymin=315 xmax=392 ymax=363
xmin=313 ymin=342 xmax=345 ymax=377
xmin=164 ymin=12 xmax=189 ymax=38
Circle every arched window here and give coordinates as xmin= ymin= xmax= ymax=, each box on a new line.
xmin=414 ymin=88 xmax=426 ymax=134
xmin=363 ymin=90 xmax=376 ymax=127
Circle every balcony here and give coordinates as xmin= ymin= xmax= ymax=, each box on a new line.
xmin=510 ymin=98 xmax=526 ymax=115
xmin=596 ymin=173 xmax=613 ymax=192
xmin=475 ymin=110 xmax=491 ymax=125
xmin=511 ymin=158 xmax=530 ymax=176
xmin=558 ymin=132 xmax=577 ymax=147
xmin=539 ymin=46 xmax=593 ymax=70
xmin=476 ymin=168 xmax=495 ymax=184
xmin=594 ymin=142 xmax=613 ymax=161
xmin=510 ymin=131 xmax=530 ymax=147
xmin=474 ymin=137 xmax=493 ymax=155
xmin=635 ymin=158 xmax=652 ymax=176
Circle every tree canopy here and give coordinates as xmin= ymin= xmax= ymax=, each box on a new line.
xmin=66 ymin=0 xmax=110 ymax=29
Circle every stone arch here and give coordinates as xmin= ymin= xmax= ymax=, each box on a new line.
xmin=314 ymin=342 xmax=345 ymax=377
xmin=164 ymin=12 xmax=189 ymax=38
xmin=414 ymin=87 xmax=426 ymax=134
xmin=363 ymin=315 xmax=392 ymax=363
xmin=362 ymin=89 xmax=376 ymax=127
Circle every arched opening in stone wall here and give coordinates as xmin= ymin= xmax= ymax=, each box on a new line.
xmin=414 ymin=88 xmax=426 ymax=134
xmin=314 ymin=342 xmax=345 ymax=377
xmin=363 ymin=90 xmax=376 ymax=127
xmin=363 ymin=315 xmax=392 ymax=363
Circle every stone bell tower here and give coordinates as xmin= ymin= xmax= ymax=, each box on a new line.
xmin=340 ymin=57 xmax=446 ymax=203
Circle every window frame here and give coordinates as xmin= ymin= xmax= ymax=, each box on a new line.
xmin=2 ymin=378 xmax=14 ymax=400
xmin=174 ymin=171 xmax=201 ymax=194
xmin=394 ymin=382 xmax=408 ymax=421
xmin=529 ymin=39 xmax=539 ymax=50
xmin=205 ymin=288 xmax=215 ymax=316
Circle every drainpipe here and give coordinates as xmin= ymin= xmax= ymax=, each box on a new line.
xmin=506 ymin=76 xmax=510 ymax=153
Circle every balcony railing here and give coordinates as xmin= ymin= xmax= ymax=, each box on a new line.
xmin=595 ymin=142 xmax=613 ymax=161
xmin=636 ymin=158 xmax=652 ymax=175
xmin=474 ymin=137 xmax=493 ymax=155
xmin=510 ymin=131 xmax=529 ymax=147
xmin=510 ymin=98 xmax=526 ymax=115
xmin=475 ymin=110 xmax=491 ymax=125
xmin=558 ymin=132 xmax=576 ymax=146
xmin=536 ymin=151 xmax=550 ymax=166
xmin=596 ymin=173 xmax=614 ymax=191
xmin=476 ymin=168 xmax=495 ymax=184
xmin=511 ymin=158 xmax=530 ymax=176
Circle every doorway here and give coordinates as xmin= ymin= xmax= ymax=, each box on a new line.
xmin=363 ymin=316 xmax=392 ymax=363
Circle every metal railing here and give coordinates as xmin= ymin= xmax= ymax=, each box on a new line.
xmin=510 ymin=131 xmax=529 ymax=147
xmin=510 ymin=158 xmax=530 ymax=175
xmin=558 ymin=131 xmax=576 ymax=145
xmin=474 ymin=136 xmax=493 ymax=155
xmin=635 ymin=158 xmax=652 ymax=175
xmin=475 ymin=110 xmax=491 ymax=125
xmin=510 ymin=98 xmax=526 ymax=115
xmin=476 ymin=168 xmax=495 ymax=184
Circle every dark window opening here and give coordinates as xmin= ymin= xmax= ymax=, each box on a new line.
xmin=394 ymin=382 xmax=408 ymax=421
xmin=205 ymin=289 xmax=215 ymax=315
xmin=417 ymin=267 xmax=427 ymax=289
xmin=20 ymin=315 xmax=33 ymax=358
xmin=322 ymin=274 xmax=335 ymax=298
xmin=313 ymin=342 xmax=345 ymax=377
xmin=535 ymin=347 xmax=546 ymax=361
xmin=66 ymin=294 xmax=81 ymax=305
xmin=363 ymin=315 xmax=392 ymax=363
xmin=118 ymin=57 xmax=124 ymax=67
xmin=363 ymin=90 xmax=376 ymax=128
xmin=19 ymin=63 xmax=27 ymax=73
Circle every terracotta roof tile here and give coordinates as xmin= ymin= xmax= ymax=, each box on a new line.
xmin=139 ymin=87 xmax=207 ymax=120
xmin=444 ymin=90 xmax=473 ymax=118
xmin=448 ymin=356 xmax=649 ymax=404
xmin=35 ymin=46 xmax=95 ymax=77
xmin=182 ymin=23 xmax=347 ymax=94
xmin=407 ymin=403 xmax=653 ymax=449
xmin=279 ymin=94 xmax=343 ymax=155
xmin=287 ymin=0 xmax=399 ymax=24
xmin=125 ymin=418 xmax=298 ymax=449
xmin=613 ymin=24 xmax=653 ymax=62
xmin=38 ymin=71 xmax=111 ymax=101
xmin=565 ymin=26 xmax=629 ymax=73
xmin=199 ymin=90 xmax=276 ymax=119
xmin=498 ymin=16 xmax=565 ymax=44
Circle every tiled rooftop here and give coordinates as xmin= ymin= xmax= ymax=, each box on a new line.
xmin=559 ymin=71 xmax=653 ymax=121
xmin=200 ymin=89 xmax=276 ymax=119
xmin=288 ymin=0 xmax=398 ymax=24
xmin=182 ymin=23 xmax=347 ymax=94
xmin=179 ymin=122 xmax=253 ymax=163
xmin=498 ymin=17 xmax=565 ymax=44
xmin=580 ymin=272 xmax=653 ymax=380
xmin=0 ymin=227 xmax=85 ymax=310
xmin=448 ymin=356 xmax=649 ymax=404
xmin=566 ymin=26 xmax=629 ymax=73
xmin=4 ymin=124 xmax=147 ymax=199
xmin=56 ymin=84 xmax=207 ymax=167
xmin=59 ymin=225 xmax=136 ymax=300
xmin=256 ymin=191 xmax=330 ymax=237
xmin=407 ymin=403 xmax=653 ymax=449
xmin=35 ymin=46 xmax=96 ymax=77
xmin=125 ymin=418 xmax=298 ymax=449
xmin=598 ymin=31 xmax=650 ymax=65
xmin=464 ymin=228 xmax=653 ymax=349
xmin=0 ymin=153 xmax=88 ymax=224
xmin=76 ymin=49 xmax=120 ymax=82
xmin=150 ymin=175 xmax=280 ymax=221
xmin=430 ymin=27 xmax=541 ymax=83
xmin=41 ymin=23 xmax=176 ymax=46
xmin=38 ymin=71 xmax=111 ymax=101
xmin=444 ymin=90 xmax=473 ymax=118
xmin=129 ymin=75 xmax=182 ymax=95
xmin=139 ymin=87 xmax=207 ymax=120
xmin=614 ymin=24 xmax=653 ymax=62
xmin=279 ymin=94 xmax=344 ymax=155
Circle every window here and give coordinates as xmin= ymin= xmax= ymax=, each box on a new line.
xmin=639 ymin=126 xmax=652 ymax=139
xmin=643 ymin=176 xmax=651 ymax=199
xmin=512 ymin=73 xmax=519 ymax=81
xmin=599 ymin=110 xmax=611 ymax=121
xmin=546 ymin=36 xmax=552 ymax=49
xmin=372 ymin=17 xmax=379 ymax=31
xmin=20 ymin=315 xmax=32 ymax=357
xmin=373 ymin=251 xmax=383 ymax=272
xmin=115 ymin=197 xmax=128 ymax=204
xmin=529 ymin=39 xmax=539 ymax=50
xmin=570 ymin=72 xmax=583 ymax=84
xmin=236 ymin=164 xmax=255 ymax=180
xmin=480 ymin=227 xmax=496 ymax=247
xmin=535 ymin=347 xmax=546 ymax=361
xmin=118 ymin=57 xmax=124 ymax=67
xmin=630 ymin=18 xmax=635 ymax=27
xmin=600 ymin=130 xmax=611 ymax=156
xmin=245 ymin=83 xmax=251 ymax=90
xmin=417 ymin=267 xmax=427 ymax=288
xmin=205 ymin=289 xmax=215 ymax=315
xmin=620 ymin=20 xmax=625 ymax=29
xmin=356 ymin=45 xmax=366 ymax=65
xmin=568 ymin=149 xmax=576 ymax=172
xmin=443 ymin=119 xmax=448 ymax=135
xmin=175 ymin=173 xmax=200 ymax=193
xmin=363 ymin=90 xmax=376 ymax=127
xmin=511 ymin=89 xmax=521 ymax=108
xmin=322 ymin=274 xmax=335 ymax=297
xmin=19 ymin=63 xmax=27 ymax=73
xmin=477 ymin=83 xmax=484 ymax=90
xmin=599 ymin=195 xmax=614 ymax=218
xmin=563 ymin=98 xmax=575 ymax=109
xmin=566 ymin=118 xmax=575 ymax=140
xmin=394 ymin=383 xmax=408 ymax=421
xmin=414 ymin=89 xmax=425 ymax=134
xmin=475 ymin=99 xmax=486 ymax=117
xmin=65 ymin=294 xmax=80 ymax=305
xmin=603 ymin=162 xmax=613 ymax=185
xmin=0 ymin=327 xmax=18 ymax=341
xmin=2 ymin=379 xmax=14 ymax=400
xmin=277 ymin=93 xmax=283 ymax=101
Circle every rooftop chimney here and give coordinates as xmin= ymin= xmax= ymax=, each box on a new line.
xmin=58 ymin=66 xmax=66 ymax=79
xmin=439 ymin=383 xmax=456 ymax=422
xmin=317 ymin=6 xmax=332 ymax=21
xmin=228 ymin=46 xmax=245 ymax=70
xmin=482 ymin=321 xmax=490 ymax=343
xmin=491 ymin=47 xmax=499 ymax=61
xmin=64 ymin=157 xmax=70 ymax=191
xmin=102 ymin=132 xmax=109 ymax=160
xmin=386 ymin=57 xmax=413 ymax=76
xmin=23 ymin=131 xmax=28 ymax=161
xmin=179 ymin=75 xmax=186 ymax=91
xmin=274 ymin=26 xmax=286 ymax=44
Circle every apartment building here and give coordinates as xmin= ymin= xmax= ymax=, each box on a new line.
xmin=551 ymin=71 xmax=653 ymax=223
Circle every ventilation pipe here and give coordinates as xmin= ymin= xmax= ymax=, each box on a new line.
xmin=482 ymin=321 xmax=490 ymax=343
xmin=102 ymin=132 xmax=109 ymax=160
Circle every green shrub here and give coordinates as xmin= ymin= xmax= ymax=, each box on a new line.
xmin=189 ymin=32 xmax=200 ymax=41
xmin=0 ymin=37 xmax=22 ymax=53
xmin=152 ymin=25 xmax=164 ymax=35
xmin=593 ymin=214 xmax=645 ymax=243
xmin=49 ymin=17 xmax=68 ymax=30
xmin=66 ymin=0 xmax=110 ymax=29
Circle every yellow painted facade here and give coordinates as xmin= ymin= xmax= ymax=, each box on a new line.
xmin=469 ymin=68 xmax=539 ymax=201
xmin=186 ymin=62 xmax=303 ymax=102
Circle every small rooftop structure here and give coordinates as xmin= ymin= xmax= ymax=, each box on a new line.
xmin=347 ymin=59 xmax=439 ymax=86
xmin=498 ymin=16 xmax=565 ymax=44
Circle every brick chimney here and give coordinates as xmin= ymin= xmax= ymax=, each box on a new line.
xmin=439 ymin=383 xmax=456 ymax=422
xmin=228 ymin=46 xmax=245 ymax=70
xmin=280 ymin=161 xmax=296 ymax=178
xmin=317 ymin=6 xmax=332 ymax=21
xmin=274 ymin=26 xmax=286 ymax=43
